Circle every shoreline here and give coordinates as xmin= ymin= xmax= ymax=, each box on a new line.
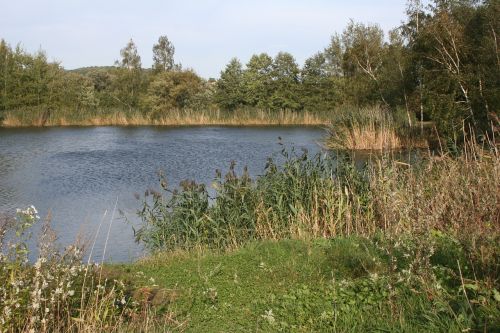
xmin=0 ymin=121 xmax=330 ymax=128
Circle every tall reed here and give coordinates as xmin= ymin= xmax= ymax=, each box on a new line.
xmin=1 ymin=107 xmax=330 ymax=127
xmin=326 ymin=105 xmax=428 ymax=150
xmin=134 ymin=139 xmax=498 ymax=254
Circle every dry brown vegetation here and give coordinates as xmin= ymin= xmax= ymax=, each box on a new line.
xmin=0 ymin=108 xmax=329 ymax=127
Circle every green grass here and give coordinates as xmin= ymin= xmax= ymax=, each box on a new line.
xmin=107 ymin=237 xmax=500 ymax=332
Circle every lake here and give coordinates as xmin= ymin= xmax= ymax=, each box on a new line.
xmin=0 ymin=126 xmax=325 ymax=262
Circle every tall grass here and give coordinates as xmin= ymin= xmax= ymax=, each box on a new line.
xmin=1 ymin=107 xmax=330 ymax=127
xmin=326 ymin=105 xmax=429 ymax=150
xmin=0 ymin=207 xmax=169 ymax=332
xmin=131 ymin=140 xmax=499 ymax=330
xmin=135 ymin=140 xmax=498 ymax=252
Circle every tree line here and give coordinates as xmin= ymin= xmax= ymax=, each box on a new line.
xmin=0 ymin=0 xmax=498 ymax=138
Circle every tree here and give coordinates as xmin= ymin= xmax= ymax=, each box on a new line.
xmin=300 ymin=52 xmax=338 ymax=111
xmin=152 ymin=35 xmax=177 ymax=72
xmin=242 ymin=53 xmax=273 ymax=108
xmin=404 ymin=0 xmax=428 ymax=132
xmin=215 ymin=58 xmax=245 ymax=111
xmin=324 ymin=33 xmax=346 ymax=76
xmin=117 ymin=39 xmax=141 ymax=70
xmin=146 ymin=70 xmax=203 ymax=114
xmin=381 ymin=29 xmax=414 ymax=126
xmin=270 ymin=52 xmax=301 ymax=111
xmin=0 ymin=39 xmax=11 ymax=111
xmin=112 ymin=39 xmax=144 ymax=109
xmin=342 ymin=20 xmax=388 ymax=105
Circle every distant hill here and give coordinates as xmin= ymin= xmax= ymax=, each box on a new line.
xmin=66 ymin=66 xmax=118 ymax=74
xmin=67 ymin=66 xmax=153 ymax=75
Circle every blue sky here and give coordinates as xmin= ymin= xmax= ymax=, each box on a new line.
xmin=1 ymin=0 xmax=408 ymax=78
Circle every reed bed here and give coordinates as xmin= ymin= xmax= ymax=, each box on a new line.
xmin=1 ymin=108 xmax=329 ymax=127
xmin=326 ymin=106 xmax=429 ymax=150
xmin=135 ymin=140 xmax=499 ymax=251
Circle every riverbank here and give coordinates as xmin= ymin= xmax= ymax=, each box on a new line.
xmin=0 ymin=108 xmax=329 ymax=127
xmin=1 ymin=140 xmax=498 ymax=332
xmin=106 ymin=236 xmax=500 ymax=332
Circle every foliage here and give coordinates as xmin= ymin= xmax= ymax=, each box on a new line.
xmin=109 ymin=236 xmax=500 ymax=332
xmin=1 ymin=0 xmax=499 ymax=140
xmin=0 ymin=207 xmax=152 ymax=332
xmin=134 ymin=139 xmax=498 ymax=254
xmin=214 ymin=58 xmax=245 ymax=111
xmin=144 ymin=70 xmax=203 ymax=115
xmin=152 ymin=35 xmax=177 ymax=73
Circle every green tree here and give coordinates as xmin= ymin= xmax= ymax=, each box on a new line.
xmin=117 ymin=39 xmax=141 ymax=70
xmin=112 ymin=39 xmax=144 ymax=109
xmin=152 ymin=35 xmax=177 ymax=72
xmin=408 ymin=0 xmax=499 ymax=136
xmin=300 ymin=52 xmax=338 ymax=111
xmin=342 ymin=20 xmax=388 ymax=105
xmin=242 ymin=53 xmax=273 ymax=109
xmin=215 ymin=58 xmax=245 ymax=111
xmin=270 ymin=52 xmax=301 ymax=111
xmin=145 ymin=70 xmax=203 ymax=114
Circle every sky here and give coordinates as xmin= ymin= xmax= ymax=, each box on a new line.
xmin=1 ymin=0 xmax=409 ymax=78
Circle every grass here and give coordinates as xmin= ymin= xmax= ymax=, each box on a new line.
xmin=0 ymin=107 xmax=330 ymax=127
xmin=107 ymin=236 xmax=499 ymax=332
xmin=326 ymin=106 xmax=430 ymax=150
xmin=134 ymin=140 xmax=498 ymax=251
xmin=1 ymin=132 xmax=498 ymax=331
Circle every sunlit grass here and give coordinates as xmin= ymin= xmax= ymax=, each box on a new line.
xmin=1 ymin=107 xmax=330 ymax=127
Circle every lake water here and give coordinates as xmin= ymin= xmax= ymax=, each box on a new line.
xmin=0 ymin=126 xmax=325 ymax=262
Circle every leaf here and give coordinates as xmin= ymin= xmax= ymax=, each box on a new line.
xmin=493 ymin=289 xmax=500 ymax=302
xmin=463 ymin=283 xmax=478 ymax=291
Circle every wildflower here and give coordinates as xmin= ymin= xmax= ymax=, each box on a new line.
xmin=261 ymin=309 xmax=275 ymax=324
xmin=68 ymin=290 xmax=75 ymax=296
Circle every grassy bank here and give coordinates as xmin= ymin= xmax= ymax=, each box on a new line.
xmin=0 ymin=108 xmax=329 ymax=127
xmin=108 ymin=237 xmax=499 ymax=332
xmin=1 ymin=140 xmax=498 ymax=332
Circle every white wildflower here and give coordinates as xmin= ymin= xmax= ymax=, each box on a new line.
xmin=261 ymin=309 xmax=275 ymax=324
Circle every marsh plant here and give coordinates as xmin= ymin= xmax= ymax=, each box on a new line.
xmin=326 ymin=105 xmax=429 ymax=150
xmin=0 ymin=206 xmax=158 ymax=332
xmin=135 ymin=140 xmax=498 ymax=251
xmin=133 ymin=140 xmax=499 ymax=330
